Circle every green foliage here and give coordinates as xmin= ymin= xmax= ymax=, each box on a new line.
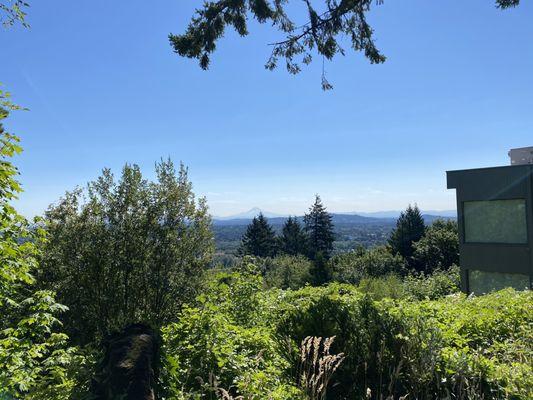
xmin=390 ymin=288 xmax=533 ymax=399
xmin=0 ymin=88 xmax=82 ymax=399
xmin=40 ymin=160 xmax=214 ymax=344
xmin=357 ymin=265 xmax=460 ymax=301
xmin=388 ymin=204 xmax=426 ymax=269
xmin=304 ymin=195 xmax=334 ymax=262
xmin=275 ymin=284 xmax=402 ymax=399
xmin=170 ymin=0 xmax=384 ymax=89
xmin=173 ymin=1 xmax=520 ymax=89
xmin=0 ymin=0 xmax=29 ymax=27
xmin=413 ymin=219 xmax=459 ymax=273
xmin=402 ymin=265 xmax=461 ymax=300
xmin=262 ymin=255 xmax=313 ymax=290
xmin=328 ymin=245 xmax=406 ymax=285
xmin=279 ymin=216 xmax=308 ymax=256
xmin=275 ymin=284 xmax=532 ymax=399
xmin=160 ymin=265 xmax=302 ymax=399
xmin=157 ymin=258 xmax=529 ymax=399
xmin=239 ymin=213 xmax=279 ymax=258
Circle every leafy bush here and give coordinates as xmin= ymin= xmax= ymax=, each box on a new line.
xmin=357 ymin=274 xmax=407 ymax=300
xmin=39 ymin=160 xmax=214 ymax=344
xmin=390 ymin=288 xmax=533 ymax=399
xmin=159 ymin=263 xmax=530 ymax=400
xmin=0 ymin=89 xmax=84 ymax=399
xmin=413 ymin=219 xmax=459 ymax=273
xmin=348 ymin=265 xmax=460 ymax=301
xmin=160 ymin=264 xmax=303 ymax=399
xmin=262 ymin=255 xmax=313 ymax=290
xmin=276 ymin=284 xmax=532 ymax=399
xmin=402 ymin=265 xmax=460 ymax=300
xmin=328 ymin=246 xmax=406 ymax=285
xmin=274 ymin=284 xmax=404 ymax=399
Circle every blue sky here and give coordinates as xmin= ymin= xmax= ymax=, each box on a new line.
xmin=1 ymin=0 xmax=532 ymax=217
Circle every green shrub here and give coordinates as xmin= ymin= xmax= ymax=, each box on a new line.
xmin=357 ymin=274 xmax=406 ymax=300
xmin=160 ymin=265 xmax=302 ymax=399
xmin=274 ymin=284 xmax=532 ymax=399
xmin=390 ymin=288 xmax=533 ymax=399
xmin=328 ymin=246 xmax=406 ymax=285
xmin=402 ymin=265 xmax=460 ymax=300
xmin=158 ymin=263 xmax=531 ymax=400
xmin=274 ymin=284 xmax=404 ymax=399
xmin=262 ymin=255 xmax=313 ymax=290
xmin=354 ymin=265 xmax=460 ymax=301
xmin=413 ymin=219 xmax=459 ymax=273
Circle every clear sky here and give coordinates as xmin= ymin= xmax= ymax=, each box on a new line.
xmin=1 ymin=0 xmax=532 ymax=217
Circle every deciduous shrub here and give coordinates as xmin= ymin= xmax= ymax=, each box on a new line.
xmin=39 ymin=160 xmax=214 ymax=344
xmin=0 ymin=90 xmax=85 ymax=399
xmin=276 ymin=284 xmax=532 ymax=399
xmin=159 ymin=265 xmax=531 ymax=400
xmin=262 ymin=255 xmax=313 ymax=290
xmin=160 ymin=265 xmax=303 ymax=399
xmin=413 ymin=219 xmax=459 ymax=273
xmin=402 ymin=265 xmax=460 ymax=300
xmin=328 ymin=246 xmax=406 ymax=285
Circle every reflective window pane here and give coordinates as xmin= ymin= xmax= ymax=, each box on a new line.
xmin=469 ymin=270 xmax=530 ymax=295
xmin=464 ymin=199 xmax=527 ymax=244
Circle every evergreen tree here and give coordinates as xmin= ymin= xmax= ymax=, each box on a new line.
xmin=388 ymin=204 xmax=426 ymax=269
xmin=174 ymin=1 xmax=519 ymax=90
xmin=304 ymin=195 xmax=335 ymax=284
xmin=280 ymin=216 xmax=308 ymax=256
xmin=239 ymin=213 xmax=278 ymax=258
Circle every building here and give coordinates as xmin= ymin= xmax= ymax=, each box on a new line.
xmin=447 ymin=147 xmax=533 ymax=294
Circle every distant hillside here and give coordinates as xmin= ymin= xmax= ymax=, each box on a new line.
xmin=212 ymin=211 xmax=456 ymax=255
xmin=356 ymin=210 xmax=457 ymax=219
xmin=214 ymin=207 xmax=287 ymax=220
xmin=213 ymin=212 xmax=454 ymax=226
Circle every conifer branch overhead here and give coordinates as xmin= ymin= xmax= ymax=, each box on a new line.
xmin=170 ymin=0 xmax=520 ymax=89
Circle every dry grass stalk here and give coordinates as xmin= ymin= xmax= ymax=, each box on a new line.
xmin=297 ymin=336 xmax=345 ymax=400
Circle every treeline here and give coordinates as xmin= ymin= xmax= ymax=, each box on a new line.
xmin=238 ymin=200 xmax=459 ymax=288
xmin=239 ymin=196 xmax=334 ymax=260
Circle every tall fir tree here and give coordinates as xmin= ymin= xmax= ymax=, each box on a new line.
xmin=304 ymin=195 xmax=335 ymax=284
xmin=388 ymin=204 xmax=426 ymax=269
xmin=280 ymin=216 xmax=308 ymax=256
xmin=239 ymin=213 xmax=278 ymax=258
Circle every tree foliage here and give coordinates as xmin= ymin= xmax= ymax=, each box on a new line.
xmin=172 ymin=0 xmax=521 ymax=89
xmin=304 ymin=195 xmax=334 ymax=261
xmin=0 ymin=88 xmax=80 ymax=399
xmin=279 ymin=216 xmax=308 ymax=256
xmin=0 ymin=0 xmax=29 ymax=27
xmin=262 ymin=254 xmax=313 ymax=290
xmin=239 ymin=212 xmax=278 ymax=257
xmin=39 ymin=160 xmax=214 ymax=344
xmin=388 ymin=204 xmax=425 ymax=269
xmin=328 ymin=245 xmax=406 ymax=284
xmin=413 ymin=219 xmax=459 ymax=273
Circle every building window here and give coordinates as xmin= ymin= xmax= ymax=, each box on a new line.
xmin=463 ymin=199 xmax=527 ymax=244
xmin=469 ymin=270 xmax=530 ymax=295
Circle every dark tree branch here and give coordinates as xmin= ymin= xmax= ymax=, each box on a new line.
xmin=170 ymin=0 xmax=521 ymax=89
